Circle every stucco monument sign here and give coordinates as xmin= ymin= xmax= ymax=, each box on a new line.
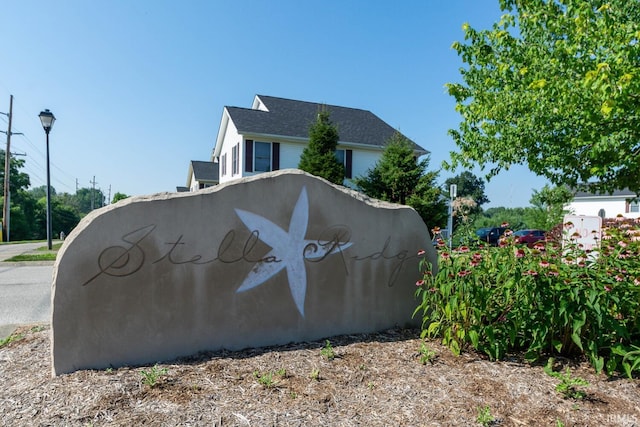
xmin=51 ymin=170 xmax=437 ymax=375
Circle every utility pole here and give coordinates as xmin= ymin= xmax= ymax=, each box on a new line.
xmin=1 ymin=95 xmax=23 ymax=242
xmin=90 ymin=176 xmax=97 ymax=210
xmin=107 ymin=185 xmax=111 ymax=205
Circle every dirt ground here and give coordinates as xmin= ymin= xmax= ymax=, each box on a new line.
xmin=1 ymin=325 xmax=639 ymax=426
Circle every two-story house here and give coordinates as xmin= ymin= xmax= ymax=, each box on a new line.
xmin=210 ymin=94 xmax=427 ymax=186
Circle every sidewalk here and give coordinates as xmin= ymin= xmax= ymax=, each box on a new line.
xmin=0 ymin=242 xmax=57 ymax=342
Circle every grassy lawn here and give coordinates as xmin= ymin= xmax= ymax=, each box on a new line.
xmin=2 ymin=242 xmax=62 ymax=262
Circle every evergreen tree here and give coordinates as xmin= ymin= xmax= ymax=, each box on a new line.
xmin=298 ymin=109 xmax=344 ymax=185
xmin=355 ymin=132 xmax=447 ymax=227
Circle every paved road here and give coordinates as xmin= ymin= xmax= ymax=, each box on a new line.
xmin=0 ymin=243 xmax=55 ymax=340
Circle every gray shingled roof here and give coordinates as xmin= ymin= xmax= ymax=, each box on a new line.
xmin=573 ymin=188 xmax=636 ymax=198
xmin=191 ymin=160 xmax=219 ymax=182
xmin=225 ymin=95 xmax=427 ymax=153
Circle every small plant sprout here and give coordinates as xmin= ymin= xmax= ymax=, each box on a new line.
xmin=254 ymin=371 xmax=276 ymax=388
xmin=140 ymin=364 xmax=168 ymax=388
xmin=253 ymin=369 xmax=287 ymax=388
xmin=544 ymin=359 xmax=589 ymax=399
xmin=476 ymin=405 xmax=494 ymax=426
xmin=310 ymin=368 xmax=320 ymax=380
xmin=321 ymin=340 xmax=336 ymax=360
xmin=0 ymin=332 xmax=24 ymax=348
xmin=419 ymin=342 xmax=436 ymax=364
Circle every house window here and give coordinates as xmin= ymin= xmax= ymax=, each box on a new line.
xmin=630 ymin=201 xmax=639 ymax=213
xmin=254 ymin=141 xmax=272 ymax=172
xmin=231 ymin=143 xmax=239 ymax=175
xmin=334 ymin=149 xmax=353 ymax=178
xmin=221 ymin=154 xmax=227 ymax=176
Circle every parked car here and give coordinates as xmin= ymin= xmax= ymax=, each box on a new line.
xmin=475 ymin=227 xmax=508 ymax=245
xmin=513 ymin=229 xmax=546 ymax=247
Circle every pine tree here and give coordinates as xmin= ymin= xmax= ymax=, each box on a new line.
xmin=298 ymin=109 xmax=344 ymax=185
xmin=355 ymin=132 xmax=447 ymax=227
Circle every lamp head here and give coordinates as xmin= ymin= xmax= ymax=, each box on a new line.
xmin=39 ymin=109 xmax=56 ymax=134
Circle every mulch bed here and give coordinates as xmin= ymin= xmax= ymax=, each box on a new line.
xmin=1 ymin=325 xmax=639 ymax=426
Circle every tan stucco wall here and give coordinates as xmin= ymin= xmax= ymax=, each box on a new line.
xmin=51 ymin=170 xmax=437 ymax=375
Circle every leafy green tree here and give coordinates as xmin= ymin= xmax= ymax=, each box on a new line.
xmin=525 ymin=184 xmax=573 ymax=230
xmin=445 ymin=171 xmax=489 ymax=209
xmin=28 ymin=185 xmax=55 ymax=201
xmin=75 ymin=187 xmax=105 ymax=214
xmin=355 ymin=132 xmax=447 ymax=227
xmin=50 ymin=199 xmax=81 ymax=238
xmin=1 ymin=150 xmax=32 ymax=240
xmin=0 ymin=150 xmax=30 ymax=196
xmin=112 ymin=192 xmax=129 ymax=203
xmin=298 ymin=109 xmax=344 ymax=185
xmin=446 ymin=0 xmax=640 ymax=195
xmin=473 ymin=207 xmax=530 ymax=231
xmin=8 ymin=191 xmax=39 ymax=240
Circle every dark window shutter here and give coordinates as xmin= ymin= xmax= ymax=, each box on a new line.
xmin=245 ymin=140 xmax=253 ymax=172
xmin=272 ymin=142 xmax=280 ymax=171
xmin=345 ymin=149 xmax=353 ymax=178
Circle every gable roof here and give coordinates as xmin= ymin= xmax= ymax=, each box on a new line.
xmin=188 ymin=160 xmax=219 ymax=185
xmin=573 ymin=188 xmax=637 ymax=199
xmin=217 ymin=95 xmax=427 ymax=154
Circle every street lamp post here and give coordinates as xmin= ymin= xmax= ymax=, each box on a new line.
xmin=38 ymin=109 xmax=55 ymax=250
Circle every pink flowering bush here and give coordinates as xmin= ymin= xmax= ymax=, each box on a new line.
xmin=415 ymin=218 xmax=640 ymax=377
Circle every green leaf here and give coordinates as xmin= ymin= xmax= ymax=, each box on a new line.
xmin=570 ymin=333 xmax=583 ymax=352
xmin=469 ymin=330 xmax=479 ymax=348
xmin=427 ymin=321 xmax=441 ymax=337
xmin=552 ymin=339 xmax=563 ymax=353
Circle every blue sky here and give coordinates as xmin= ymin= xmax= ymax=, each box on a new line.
xmin=0 ymin=0 xmax=548 ymax=207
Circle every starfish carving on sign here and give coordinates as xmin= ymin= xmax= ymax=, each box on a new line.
xmin=234 ymin=187 xmax=352 ymax=317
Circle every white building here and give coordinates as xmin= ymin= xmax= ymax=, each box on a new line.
xmin=566 ymin=189 xmax=640 ymax=219
xmin=210 ymin=95 xmax=427 ymax=186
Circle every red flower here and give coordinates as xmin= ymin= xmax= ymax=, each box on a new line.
xmin=458 ymin=270 xmax=472 ymax=277
xmin=515 ymin=249 xmax=526 ymax=258
xmin=417 ymin=249 xmax=426 ymax=256
xmin=539 ymin=260 xmax=550 ymax=268
xmin=416 ymin=280 xmax=425 ymax=287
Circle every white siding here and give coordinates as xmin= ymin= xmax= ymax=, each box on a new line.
xmin=189 ymin=171 xmax=198 ymax=192
xmin=567 ymin=197 xmax=640 ymax=219
xmin=218 ymin=120 xmax=242 ymax=184
xmin=350 ymin=148 xmax=381 ymax=180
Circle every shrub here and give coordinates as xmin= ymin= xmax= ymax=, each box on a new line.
xmin=414 ymin=218 xmax=640 ymax=377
